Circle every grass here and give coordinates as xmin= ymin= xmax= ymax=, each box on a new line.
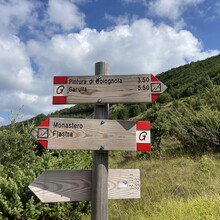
xmin=106 ymin=153 xmax=220 ymax=220
xmin=109 ymin=195 xmax=220 ymax=220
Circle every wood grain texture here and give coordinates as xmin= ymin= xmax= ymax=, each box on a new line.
xmin=28 ymin=169 xmax=140 ymax=203
xmin=33 ymin=118 xmax=140 ymax=151
xmin=53 ymin=74 xmax=167 ymax=104
xmin=108 ymin=169 xmax=140 ymax=199
xmin=29 ymin=170 xmax=91 ymax=202
xmin=92 ymin=61 xmax=109 ymax=220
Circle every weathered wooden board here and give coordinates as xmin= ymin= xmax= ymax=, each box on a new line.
xmin=28 ymin=169 xmax=140 ymax=203
xmin=53 ymin=74 xmax=167 ymax=104
xmin=108 ymin=169 xmax=140 ymax=200
xmin=32 ymin=117 xmax=151 ymax=152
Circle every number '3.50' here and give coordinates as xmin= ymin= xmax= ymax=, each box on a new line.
xmin=138 ymin=77 xmax=149 ymax=83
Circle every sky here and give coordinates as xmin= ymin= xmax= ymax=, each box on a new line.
xmin=0 ymin=0 xmax=220 ymax=125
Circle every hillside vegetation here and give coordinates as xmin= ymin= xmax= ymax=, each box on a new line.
xmin=0 ymin=55 xmax=220 ymax=219
xmin=158 ymin=54 xmax=220 ymax=99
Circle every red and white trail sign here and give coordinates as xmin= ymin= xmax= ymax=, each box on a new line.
xmin=53 ymin=74 xmax=167 ymax=104
xmin=32 ymin=118 xmax=151 ymax=152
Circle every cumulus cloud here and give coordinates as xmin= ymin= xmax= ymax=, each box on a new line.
xmin=0 ymin=0 xmax=219 ymax=125
xmin=27 ymin=19 xmax=219 ymax=77
xmin=47 ymin=0 xmax=86 ymax=31
xmin=0 ymin=0 xmax=34 ymax=35
xmin=123 ymin=0 xmax=204 ymax=22
xmin=105 ymin=13 xmax=131 ymax=26
xmin=0 ymin=0 xmax=86 ymax=124
xmin=0 ymin=35 xmax=37 ymax=92
xmin=148 ymin=0 xmax=204 ymax=20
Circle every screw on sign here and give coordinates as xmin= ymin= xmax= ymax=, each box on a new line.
xmin=28 ymin=169 xmax=140 ymax=203
xmin=32 ymin=117 xmax=151 ymax=152
xmin=29 ymin=62 xmax=167 ymax=220
xmin=52 ymin=74 xmax=167 ymax=105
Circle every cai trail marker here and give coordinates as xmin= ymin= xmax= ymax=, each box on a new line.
xmin=30 ymin=62 xmax=167 ymax=220
xmin=53 ymin=74 xmax=167 ymax=104
xmin=32 ymin=117 xmax=151 ymax=152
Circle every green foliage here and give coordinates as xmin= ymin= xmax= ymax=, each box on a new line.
xmin=0 ymin=121 xmax=36 ymax=170
xmin=140 ymin=103 xmax=169 ymax=153
xmin=1 ymin=55 xmax=220 ymax=219
xmin=158 ymin=54 xmax=220 ymax=100
xmin=0 ymin=119 xmax=91 ymax=219
xmin=157 ymin=92 xmax=173 ymax=103
xmin=109 ymin=104 xmax=129 ymax=120
xmin=168 ymin=94 xmax=220 ymax=153
xmin=108 ymin=155 xmax=220 ymax=220
xmin=128 ymin=104 xmax=141 ymax=117
xmin=0 ymin=176 xmax=23 ymax=219
xmin=202 ymin=83 xmax=220 ymax=111
xmin=51 ymin=104 xmax=94 ymax=119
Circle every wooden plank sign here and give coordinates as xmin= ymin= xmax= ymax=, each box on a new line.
xmin=28 ymin=169 xmax=140 ymax=203
xmin=32 ymin=118 xmax=151 ymax=152
xmin=53 ymin=74 xmax=167 ymax=104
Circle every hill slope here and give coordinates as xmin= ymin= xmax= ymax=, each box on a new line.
xmin=157 ymin=54 xmax=220 ymax=99
xmin=13 ymin=54 xmax=218 ymax=124
xmin=1 ymin=55 xmax=220 ymax=219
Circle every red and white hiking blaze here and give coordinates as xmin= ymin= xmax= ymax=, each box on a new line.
xmin=52 ymin=74 xmax=167 ymax=104
xmin=33 ymin=118 xmax=151 ymax=152
xmin=136 ymin=121 xmax=151 ymax=152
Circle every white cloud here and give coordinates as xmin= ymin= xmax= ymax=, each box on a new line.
xmin=0 ymin=0 xmax=34 ymax=35
xmin=105 ymin=13 xmax=131 ymax=26
xmin=27 ymin=19 xmax=219 ymax=77
xmin=122 ymin=0 xmax=147 ymax=4
xmin=0 ymin=0 xmax=219 ymax=125
xmin=148 ymin=0 xmax=204 ymax=20
xmin=47 ymin=0 xmax=86 ymax=31
xmin=0 ymin=35 xmax=36 ymax=92
xmin=0 ymin=90 xmax=65 ymax=122
xmin=212 ymin=2 xmax=220 ymax=19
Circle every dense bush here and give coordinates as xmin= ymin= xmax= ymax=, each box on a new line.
xmin=168 ymin=84 xmax=220 ymax=153
xmin=0 ymin=121 xmax=91 ymax=219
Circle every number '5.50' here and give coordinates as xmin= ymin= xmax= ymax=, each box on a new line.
xmin=138 ymin=85 xmax=149 ymax=91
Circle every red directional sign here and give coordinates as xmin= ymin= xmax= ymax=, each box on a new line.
xmin=53 ymin=74 xmax=167 ymax=104
xmin=32 ymin=118 xmax=151 ymax=152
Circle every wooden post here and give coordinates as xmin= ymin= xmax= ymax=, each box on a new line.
xmin=91 ymin=62 xmax=109 ymax=220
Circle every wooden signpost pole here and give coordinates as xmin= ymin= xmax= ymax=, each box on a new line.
xmin=91 ymin=62 xmax=109 ymax=220
xmin=29 ymin=61 xmax=167 ymax=219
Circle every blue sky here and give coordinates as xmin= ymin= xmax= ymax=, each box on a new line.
xmin=0 ymin=0 xmax=220 ymax=125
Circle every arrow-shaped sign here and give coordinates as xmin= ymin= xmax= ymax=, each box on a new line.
xmin=29 ymin=169 xmax=140 ymax=202
xmin=53 ymin=74 xmax=167 ymax=104
xmin=32 ymin=118 xmax=151 ymax=152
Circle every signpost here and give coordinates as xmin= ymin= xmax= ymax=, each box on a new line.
xmin=28 ymin=169 xmax=140 ymax=203
xmin=32 ymin=117 xmax=151 ymax=152
xmin=91 ymin=62 xmax=109 ymax=220
xmin=30 ymin=62 xmax=167 ymax=220
xmin=53 ymin=74 xmax=167 ymax=104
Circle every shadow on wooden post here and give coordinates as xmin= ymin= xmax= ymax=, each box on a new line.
xmin=91 ymin=62 xmax=109 ymax=220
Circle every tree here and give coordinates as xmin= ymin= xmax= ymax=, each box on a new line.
xmin=128 ymin=104 xmax=141 ymax=117
xmin=0 ymin=119 xmax=91 ymax=219
xmin=169 ymin=83 xmax=220 ymax=152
